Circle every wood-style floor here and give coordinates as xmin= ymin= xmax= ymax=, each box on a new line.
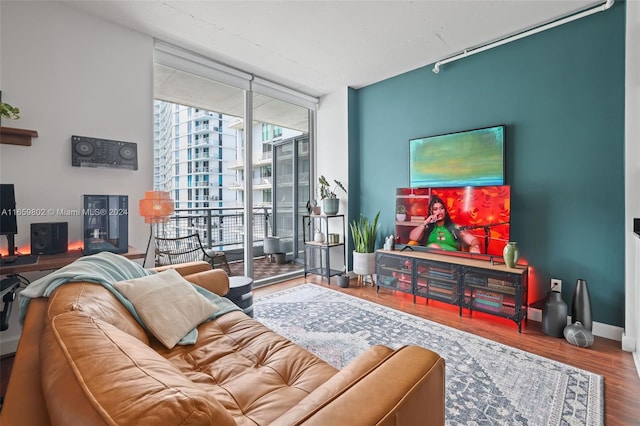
xmin=256 ymin=275 xmax=640 ymax=426
xmin=1 ymin=275 xmax=639 ymax=425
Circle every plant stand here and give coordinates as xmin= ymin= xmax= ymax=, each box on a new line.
xmin=302 ymin=214 xmax=346 ymax=284
xmin=357 ymin=274 xmax=375 ymax=287
xmin=353 ymin=251 xmax=376 ymax=286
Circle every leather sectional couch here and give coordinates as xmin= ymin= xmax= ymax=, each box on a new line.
xmin=2 ymin=260 xmax=445 ymax=425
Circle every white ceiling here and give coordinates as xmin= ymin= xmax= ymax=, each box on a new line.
xmin=62 ymin=1 xmax=600 ymax=99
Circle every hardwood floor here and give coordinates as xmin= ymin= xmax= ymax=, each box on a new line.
xmin=256 ymin=275 xmax=640 ymax=426
xmin=2 ymin=275 xmax=638 ymax=424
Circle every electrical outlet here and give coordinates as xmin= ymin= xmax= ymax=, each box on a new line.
xmin=551 ymin=279 xmax=562 ymax=293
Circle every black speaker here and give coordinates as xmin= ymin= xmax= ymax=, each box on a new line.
xmin=31 ymin=222 xmax=68 ymax=255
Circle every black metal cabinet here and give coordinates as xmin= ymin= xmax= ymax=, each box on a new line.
xmin=376 ymin=251 xmax=415 ymax=299
xmin=375 ymin=250 xmax=528 ymax=332
xmin=460 ymin=269 xmax=528 ymax=332
xmin=415 ymin=258 xmax=459 ymax=307
xmin=303 ymin=215 xmax=346 ymax=283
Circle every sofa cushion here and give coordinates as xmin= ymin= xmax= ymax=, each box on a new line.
xmin=155 ymin=311 xmax=340 ymax=425
xmin=41 ymin=310 xmax=236 ymax=425
xmin=114 ymin=268 xmax=219 ymax=349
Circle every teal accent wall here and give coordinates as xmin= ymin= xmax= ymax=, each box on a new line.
xmin=350 ymin=3 xmax=626 ymax=326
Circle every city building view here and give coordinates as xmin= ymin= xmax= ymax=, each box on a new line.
xmin=153 ymin=100 xmax=309 ymax=278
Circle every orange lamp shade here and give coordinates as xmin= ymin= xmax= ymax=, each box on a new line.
xmin=139 ymin=191 xmax=174 ymax=224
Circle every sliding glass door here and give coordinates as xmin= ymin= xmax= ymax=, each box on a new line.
xmin=153 ymin=42 xmax=316 ymax=283
xmin=273 ymin=134 xmax=310 ymax=263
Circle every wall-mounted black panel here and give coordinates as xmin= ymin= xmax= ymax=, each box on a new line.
xmin=71 ymin=135 xmax=138 ymax=170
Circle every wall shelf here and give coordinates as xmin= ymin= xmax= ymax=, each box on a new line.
xmin=0 ymin=126 xmax=39 ymax=146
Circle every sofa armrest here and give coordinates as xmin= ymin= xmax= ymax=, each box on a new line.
xmin=276 ymin=345 xmax=445 ymax=426
xmin=182 ymin=269 xmax=230 ymax=296
xmin=0 ymin=298 xmax=51 ymax=426
xmin=152 ymin=261 xmax=211 ymax=276
xmin=153 ymin=262 xmax=229 ymax=296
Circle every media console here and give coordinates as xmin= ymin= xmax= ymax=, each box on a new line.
xmin=376 ymin=249 xmax=529 ymax=332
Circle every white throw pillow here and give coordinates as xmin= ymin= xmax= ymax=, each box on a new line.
xmin=113 ymin=268 xmax=219 ymax=349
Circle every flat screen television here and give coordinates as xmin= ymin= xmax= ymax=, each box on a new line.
xmin=409 ymin=125 xmax=505 ymax=188
xmin=395 ymin=185 xmax=510 ymax=257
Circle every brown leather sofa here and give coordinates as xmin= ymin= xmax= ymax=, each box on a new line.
xmin=1 ymin=261 xmax=445 ymax=425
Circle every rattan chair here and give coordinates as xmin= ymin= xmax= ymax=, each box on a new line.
xmin=154 ymin=234 xmax=230 ymax=274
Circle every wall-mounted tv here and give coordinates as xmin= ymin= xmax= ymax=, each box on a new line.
xmin=395 ymin=185 xmax=510 ymax=257
xmin=409 ymin=125 xmax=505 ymax=188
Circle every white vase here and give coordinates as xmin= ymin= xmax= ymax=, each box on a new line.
xmin=314 ymin=232 xmax=325 ymax=243
xmin=353 ymin=251 xmax=376 ymax=275
xmin=396 ymin=213 xmax=407 ymax=222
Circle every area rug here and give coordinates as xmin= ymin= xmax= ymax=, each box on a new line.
xmin=253 ymin=284 xmax=603 ymax=426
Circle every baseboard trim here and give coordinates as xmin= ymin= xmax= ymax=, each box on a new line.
xmin=621 ymin=332 xmax=636 ymax=352
xmin=527 ymin=307 xmax=624 ymax=343
xmin=633 ymin=350 xmax=640 ymax=379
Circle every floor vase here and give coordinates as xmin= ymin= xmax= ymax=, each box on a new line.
xmin=571 ymin=279 xmax=592 ymax=331
xmin=542 ymin=291 xmax=568 ymax=337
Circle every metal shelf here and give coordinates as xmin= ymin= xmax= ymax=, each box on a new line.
xmin=303 ymin=215 xmax=346 ymax=284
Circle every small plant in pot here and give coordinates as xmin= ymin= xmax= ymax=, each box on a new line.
xmin=396 ymin=203 xmax=407 ymax=222
xmin=336 ymin=268 xmax=350 ymax=288
xmin=350 ymin=211 xmax=380 ymax=283
xmin=306 ymin=199 xmax=321 ymax=215
xmin=318 ymin=175 xmax=347 ymax=215
xmin=0 ymin=100 xmax=20 ymax=126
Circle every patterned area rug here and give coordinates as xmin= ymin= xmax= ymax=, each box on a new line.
xmin=253 ymin=284 xmax=603 ymax=426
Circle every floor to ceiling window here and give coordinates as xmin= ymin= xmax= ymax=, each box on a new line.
xmin=253 ymin=93 xmax=310 ymax=267
xmin=152 ymin=42 xmax=317 ymax=284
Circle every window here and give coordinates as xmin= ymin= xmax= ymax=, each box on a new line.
xmin=154 ymin=41 xmax=317 ymax=280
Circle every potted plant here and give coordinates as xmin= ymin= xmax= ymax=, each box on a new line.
xmin=318 ymin=175 xmax=347 ymax=215
xmin=350 ymin=211 xmax=380 ymax=279
xmin=0 ymin=101 xmax=20 ymax=124
xmin=336 ymin=267 xmax=350 ymax=288
xmin=0 ymin=95 xmax=37 ymax=146
xmin=396 ymin=203 xmax=407 ymax=222
xmin=306 ymin=199 xmax=321 ymax=215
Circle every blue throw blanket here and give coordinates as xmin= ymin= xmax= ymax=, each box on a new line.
xmin=19 ymin=251 xmax=240 ymax=345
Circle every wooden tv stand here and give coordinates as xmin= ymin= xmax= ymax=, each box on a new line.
xmin=376 ymin=249 xmax=529 ymax=332
xmin=0 ymin=246 xmax=145 ymax=276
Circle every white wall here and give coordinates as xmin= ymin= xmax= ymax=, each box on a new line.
xmin=0 ymin=1 xmax=153 ymax=354
xmin=623 ymin=0 xmax=640 ymax=372
xmin=317 ymin=87 xmax=350 ymax=271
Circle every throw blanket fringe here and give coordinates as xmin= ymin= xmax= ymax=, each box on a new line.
xmin=19 ymin=251 xmax=240 ymax=345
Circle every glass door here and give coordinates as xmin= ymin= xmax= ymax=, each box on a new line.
xmin=273 ymin=134 xmax=310 ymax=263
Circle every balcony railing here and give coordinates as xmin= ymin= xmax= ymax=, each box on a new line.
xmin=163 ymin=206 xmax=272 ymax=251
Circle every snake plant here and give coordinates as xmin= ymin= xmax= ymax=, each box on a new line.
xmin=350 ymin=211 xmax=381 ymax=253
